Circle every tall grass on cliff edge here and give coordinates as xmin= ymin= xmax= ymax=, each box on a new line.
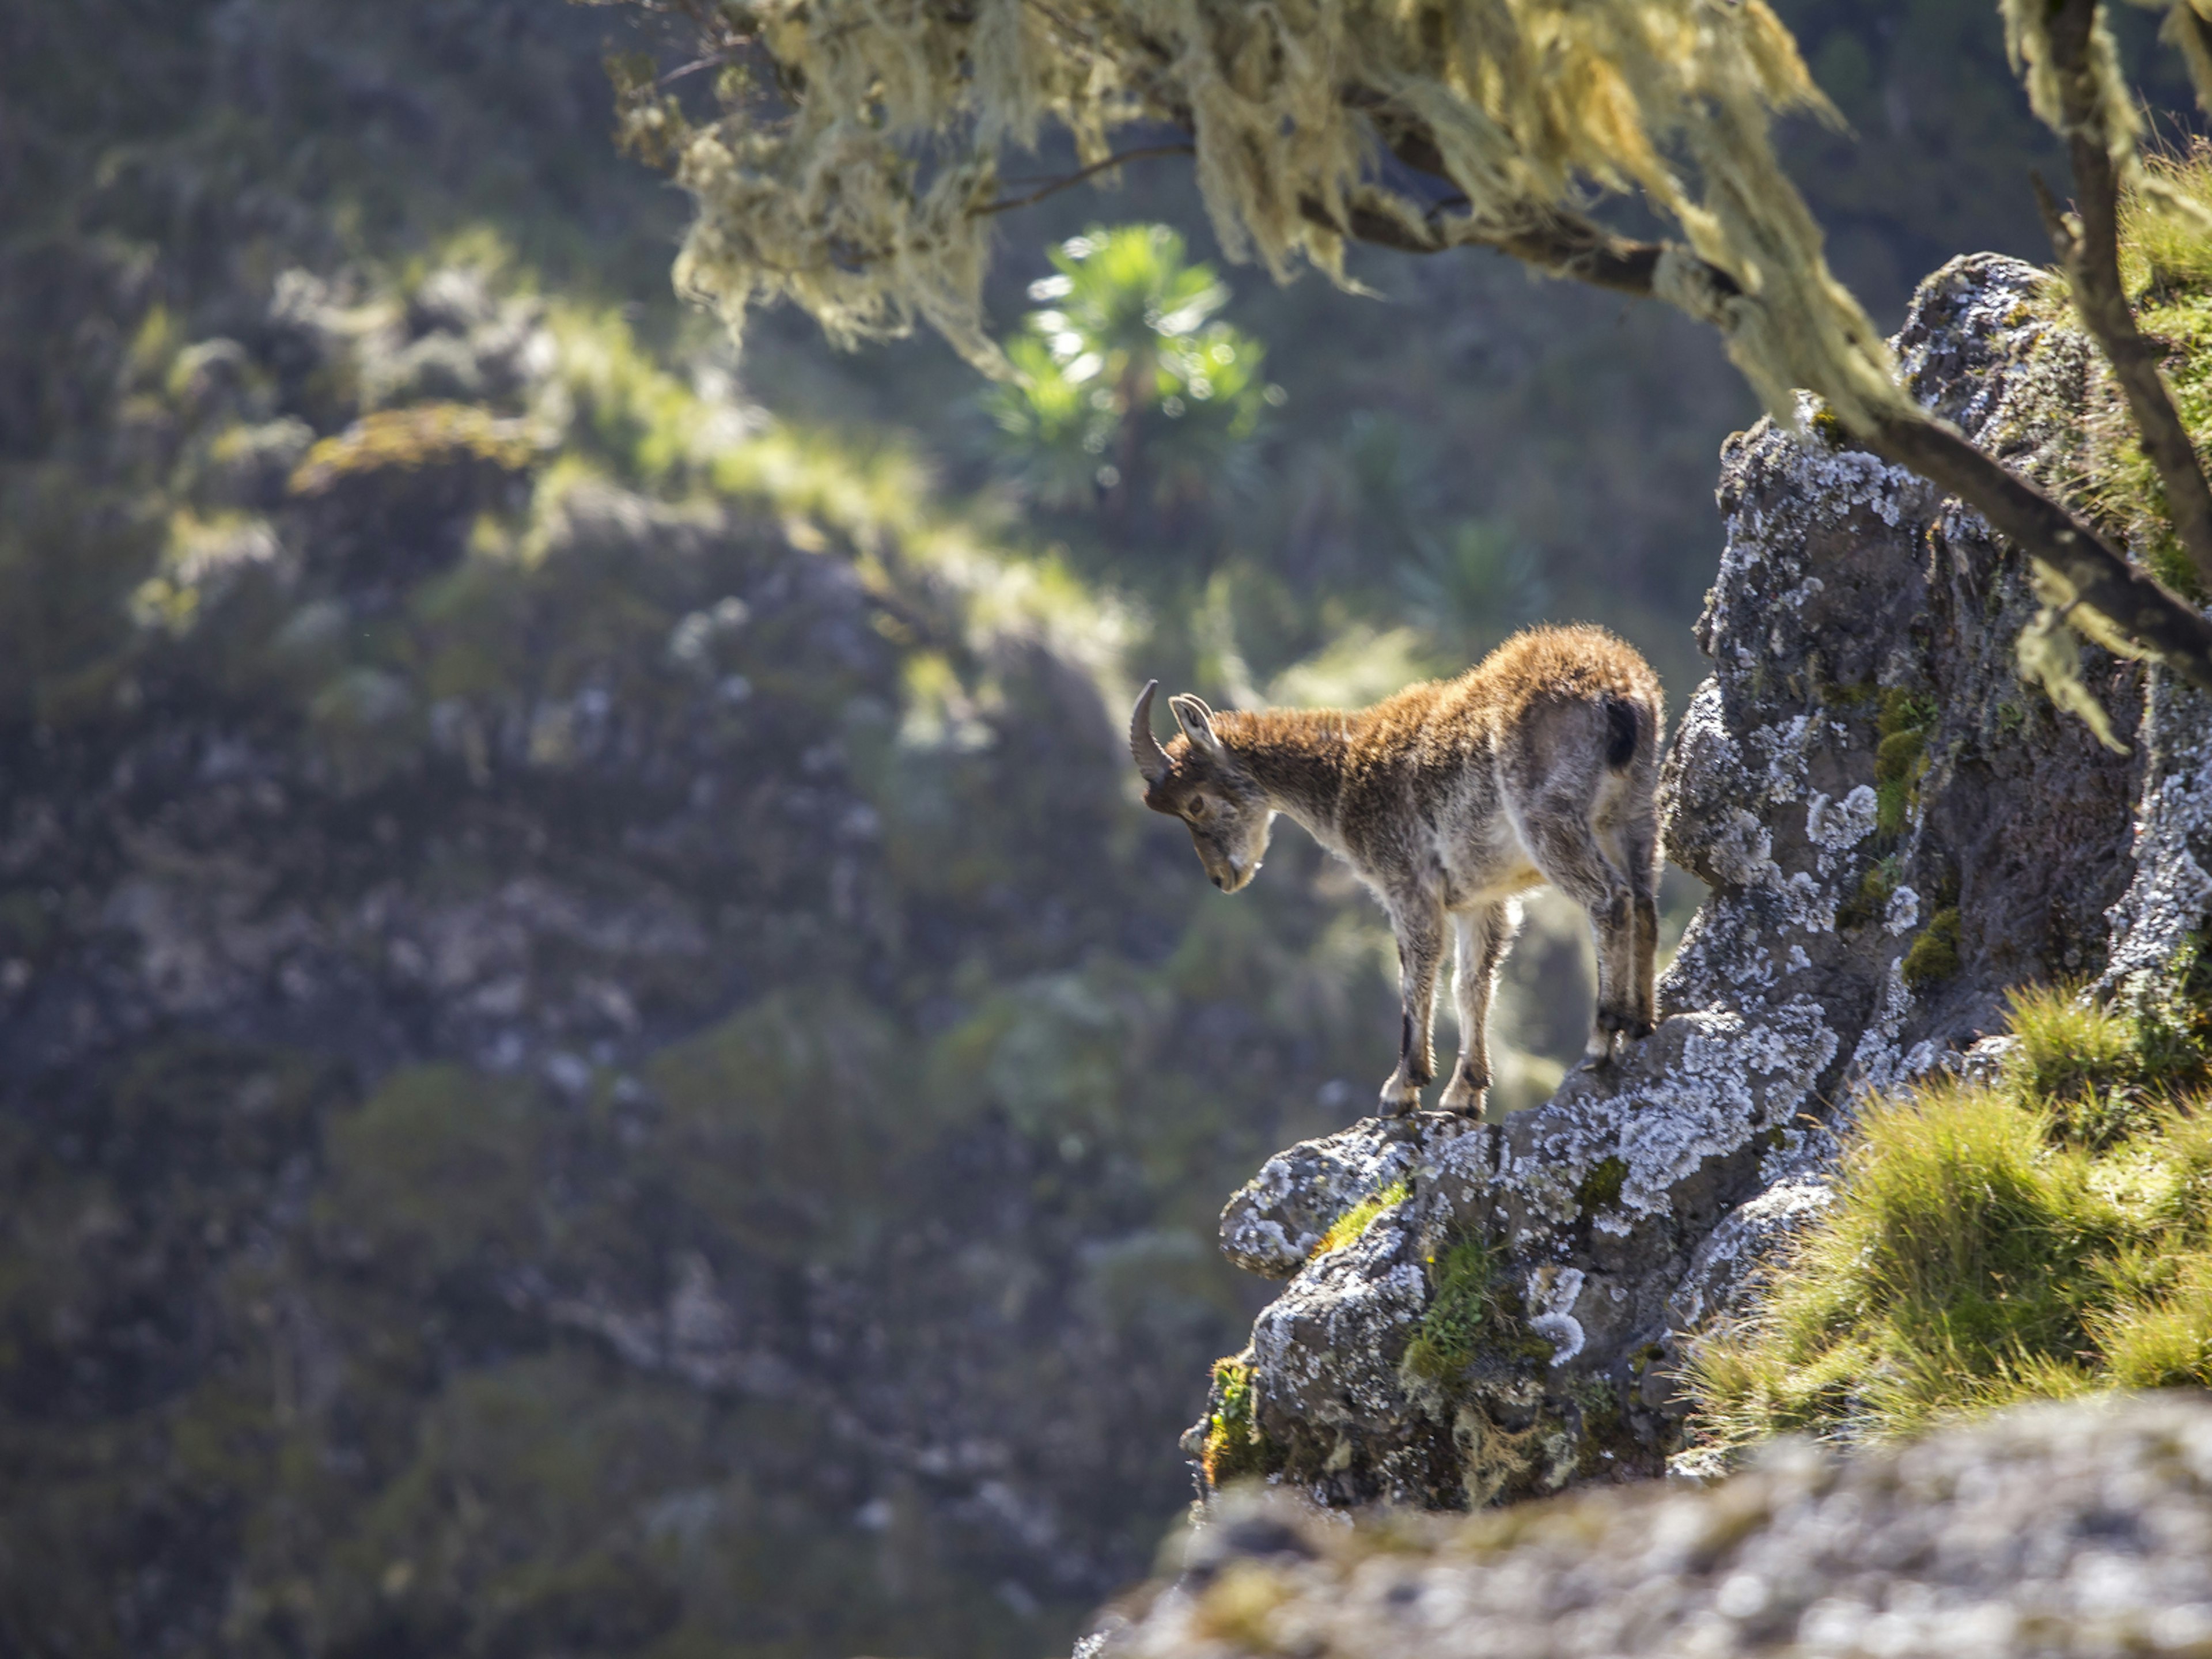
xmin=1686 ymin=979 xmax=2212 ymax=1453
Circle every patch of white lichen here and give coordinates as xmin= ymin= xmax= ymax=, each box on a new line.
xmin=2103 ymin=675 xmax=2212 ymax=1007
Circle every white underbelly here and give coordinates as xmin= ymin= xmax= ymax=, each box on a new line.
xmin=1437 ymin=820 xmax=1545 ymax=908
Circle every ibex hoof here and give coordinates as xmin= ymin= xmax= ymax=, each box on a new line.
xmin=1436 ymin=1077 xmax=1488 ymax=1116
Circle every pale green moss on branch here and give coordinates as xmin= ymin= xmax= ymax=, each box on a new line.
xmin=610 ymin=0 xmax=1920 ymax=438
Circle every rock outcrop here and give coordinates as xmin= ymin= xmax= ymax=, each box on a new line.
xmin=1101 ymin=1392 xmax=2212 ymax=1658
xmin=1189 ymin=254 xmax=2171 ymax=1506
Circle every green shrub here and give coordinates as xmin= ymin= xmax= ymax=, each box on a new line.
xmin=1899 ymin=907 xmax=1961 ymax=989
xmin=1873 ymin=690 xmax=1936 ymax=839
xmin=289 ymin=403 xmax=536 ymax=494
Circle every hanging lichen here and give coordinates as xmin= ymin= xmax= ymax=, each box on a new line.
xmin=2001 ymin=0 xmax=2212 ymax=224
xmin=2018 ymin=602 xmax=2133 ymax=755
xmin=616 ymin=0 xmax=1914 ymax=432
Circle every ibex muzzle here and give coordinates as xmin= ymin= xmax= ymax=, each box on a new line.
xmin=1131 ymin=626 xmax=1664 ymax=1118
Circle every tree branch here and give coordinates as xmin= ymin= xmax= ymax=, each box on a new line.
xmin=2043 ymin=0 xmax=2212 ymax=592
xmin=976 ymin=143 xmax=1195 ymax=216
xmin=1300 ymin=191 xmax=1679 ymax=298
xmin=1303 ymin=164 xmax=2212 ymax=694
xmin=1863 ymin=407 xmax=2212 ymax=692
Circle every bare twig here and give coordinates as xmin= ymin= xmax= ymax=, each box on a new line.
xmin=656 ymin=50 xmax=738 ymax=89
xmin=975 ymin=143 xmax=1194 ymax=215
xmin=2041 ymin=0 xmax=2212 ymax=591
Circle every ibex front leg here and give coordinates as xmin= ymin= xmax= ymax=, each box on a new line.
xmin=1380 ymin=893 xmax=1446 ymax=1117
xmin=1437 ymin=900 xmax=1520 ymax=1116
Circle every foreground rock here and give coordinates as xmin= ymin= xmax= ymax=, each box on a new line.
xmin=1103 ymin=1392 xmax=2212 ymax=1658
xmin=1190 ymin=255 xmax=2168 ymax=1505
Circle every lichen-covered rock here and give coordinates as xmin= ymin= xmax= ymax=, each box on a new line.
xmin=1092 ymin=1392 xmax=2212 ymax=1659
xmin=1218 ymin=1119 xmax=1426 ymax=1277
xmin=2101 ymin=671 xmax=2212 ymax=1004
xmin=1191 ymin=254 xmax=2156 ymax=1508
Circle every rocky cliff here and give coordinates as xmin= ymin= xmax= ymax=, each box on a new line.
xmin=1187 ymin=253 xmax=2186 ymax=1507
xmin=0 ymin=252 xmax=1230 ymax=1656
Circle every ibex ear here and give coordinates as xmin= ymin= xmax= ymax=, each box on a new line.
xmin=1168 ymin=694 xmax=1228 ymax=759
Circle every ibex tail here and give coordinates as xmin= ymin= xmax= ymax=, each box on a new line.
xmin=1603 ymin=695 xmax=1645 ymax=771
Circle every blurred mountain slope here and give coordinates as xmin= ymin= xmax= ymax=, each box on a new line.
xmin=0 ymin=6 xmax=1393 ymax=1656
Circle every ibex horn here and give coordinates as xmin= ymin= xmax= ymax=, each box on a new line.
xmin=1129 ymin=679 xmax=1171 ymax=783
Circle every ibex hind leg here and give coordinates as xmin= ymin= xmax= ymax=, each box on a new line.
xmin=1624 ymin=816 xmax=1660 ymax=1035
xmin=1527 ymin=812 xmax=1643 ymax=1066
xmin=1597 ymin=791 xmax=1662 ymax=1038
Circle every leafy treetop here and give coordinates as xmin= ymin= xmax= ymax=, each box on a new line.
xmin=987 ymin=224 xmax=1274 ymax=517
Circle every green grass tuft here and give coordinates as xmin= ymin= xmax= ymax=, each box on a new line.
xmin=1199 ymin=1357 xmax=1285 ymax=1486
xmin=2002 ymin=983 xmax=2208 ymax=1146
xmin=1687 ymin=983 xmax=2212 ymax=1456
xmin=1401 ymin=1236 xmax=1552 ymax=1382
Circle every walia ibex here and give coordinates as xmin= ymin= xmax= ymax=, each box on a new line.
xmin=1131 ymin=626 xmax=1663 ymax=1118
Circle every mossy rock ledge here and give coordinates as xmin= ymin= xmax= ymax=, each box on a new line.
xmin=1188 ymin=253 xmax=2209 ymax=1510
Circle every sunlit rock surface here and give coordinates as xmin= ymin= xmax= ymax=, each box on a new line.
xmin=1219 ymin=1120 xmax=1424 ymax=1278
xmin=1190 ymin=255 xmax=2165 ymax=1506
xmin=1100 ymin=1393 xmax=2212 ymax=1658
